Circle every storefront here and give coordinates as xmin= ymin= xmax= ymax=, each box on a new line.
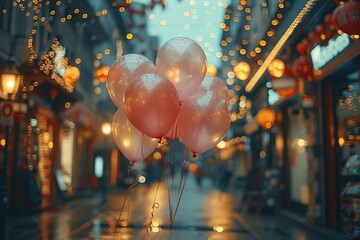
xmin=63 ymin=101 xmax=95 ymax=193
xmin=318 ymin=35 xmax=360 ymax=237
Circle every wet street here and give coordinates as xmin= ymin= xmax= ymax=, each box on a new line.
xmin=5 ymin=176 xmax=333 ymax=240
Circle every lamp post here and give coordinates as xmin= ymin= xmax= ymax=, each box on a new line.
xmin=0 ymin=62 xmax=22 ymax=239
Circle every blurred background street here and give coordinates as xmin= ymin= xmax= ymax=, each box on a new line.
xmin=0 ymin=0 xmax=359 ymax=239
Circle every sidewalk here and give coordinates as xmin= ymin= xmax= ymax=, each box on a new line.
xmin=5 ymin=176 xmax=344 ymax=239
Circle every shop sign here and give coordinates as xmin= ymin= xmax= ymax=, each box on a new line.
xmin=310 ymin=33 xmax=350 ymax=70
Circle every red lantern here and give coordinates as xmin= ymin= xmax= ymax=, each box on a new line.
xmin=315 ymin=24 xmax=326 ymax=35
xmin=270 ymin=69 xmax=298 ymax=98
xmin=293 ymin=55 xmax=313 ymax=81
xmin=296 ymin=42 xmax=306 ymax=53
xmin=332 ymin=1 xmax=360 ymax=35
xmin=296 ymin=39 xmax=310 ymax=53
xmin=308 ymin=31 xmax=319 ymax=44
xmin=324 ymin=14 xmax=336 ymax=27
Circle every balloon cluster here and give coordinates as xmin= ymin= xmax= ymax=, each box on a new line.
xmin=107 ymin=37 xmax=231 ymax=164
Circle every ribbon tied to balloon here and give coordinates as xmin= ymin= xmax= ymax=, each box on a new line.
xmin=107 ymin=37 xmax=231 ymax=164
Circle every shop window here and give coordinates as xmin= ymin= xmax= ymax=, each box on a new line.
xmin=335 ymin=71 xmax=360 ymax=237
xmin=60 ymin=120 xmax=75 ymax=192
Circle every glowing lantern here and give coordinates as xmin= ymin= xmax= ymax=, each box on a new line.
xmin=332 ymin=1 xmax=360 ymax=35
xmin=206 ymin=64 xmax=217 ymax=76
xmin=63 ymin=66 xmax=80 ymax=84
xmin=256 ymin=108 xmax=275 ymax=129
xmin=233 ymin=61 xmax=251 ymax=80
xmin=95 ymin=66 xmax=110 ymax=83
xmin=293 ymin=55 xmax=313 ymax=81
xmin=267 ymin=59 xmax=285 ymax=78
xmin=270 ymin=69 xmax=298 ymax=98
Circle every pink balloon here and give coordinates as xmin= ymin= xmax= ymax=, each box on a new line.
xmin=178 ymin=90 xmax=230 ymax=154
xmin=107 ymin=54 xmax=155 ymax=111
xmin=112 ymin=109 xmax=158 ymax=163
xmin=124 ymin=72 xmax=180 ymax=138
xmin=163 ymin=117 xmax=179 ymax=140
xmin=199 ymin=75 xmax=229 ymax=105
xmin=156 ymin=37 xmax=207 ymax=101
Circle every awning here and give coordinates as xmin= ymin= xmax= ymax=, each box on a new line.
xmin=64 ymin=102 xmax=95 ymax=131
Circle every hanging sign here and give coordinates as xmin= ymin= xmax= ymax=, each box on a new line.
xmin=310 ymin=33 xmax=350 ymax=70
xmin=0 ymin=102 xmax=14 ymax=126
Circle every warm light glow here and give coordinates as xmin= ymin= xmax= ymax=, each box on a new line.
xmin=126 ymin=33 xmax=133 ymax=40
xmin=138 ymin=175 xmax=146 ymax=183
xmin=189 ymin=163 xmax=198 ymax=173
xmin=213 ymin=225 xmax=224 ymax=232
xmin=267 ymin=59 xmax=285 ymax=78
xmin=297 ymin=139 xmax=307 ymax=147
xmin=153 ymin=151 xmax=162 ymax=160
xmin=0 ymin=138 xmax=5 ymax=147
xmin=0 ymin=65 xmax=22 ymax=99
xmin=63 ymin=66 xmax=80 ymax=84
xmin=101 ymin=122 xmax=112 ymax=136
xmin=339 ymin=137 xmax=345 ymax=147
xmin=256 ymin=108 xmax=275 ymax=129
xmin=217 ymin=140 xmax=226 ymax=149
xmin=233 ymin=61 xmax=251 ymax=80
xmin=95 ymin=66 xmax=110 ymax=83
xmin=206 ymin=64 xmax=217 ymax=76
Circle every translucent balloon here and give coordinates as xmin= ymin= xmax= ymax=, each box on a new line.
xmin=112 ymin=109 xmax=158 ymax=163
xmin=107 ymin=54 xmax=155 ymax=111
xmin=163 ymin=117 xmax=179 ymax=140
xmin=178 ymin=90 xmax=230 ymax=154
xmin=156 ymin=37 xmax=207 ymax=101
xmin=124 ymin=72 xmax=180 ymax=138
xmin=199 ymin=75 xmax=229 ymax=106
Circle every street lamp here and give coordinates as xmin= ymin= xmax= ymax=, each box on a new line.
xmin=0 ymin=63 xmax=22 ymax=100
xmin=0 ymin=62 xmax=22 ymax=239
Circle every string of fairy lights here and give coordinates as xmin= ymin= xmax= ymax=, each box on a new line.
xmin=220 ymin=0 xmax=285 ymax=66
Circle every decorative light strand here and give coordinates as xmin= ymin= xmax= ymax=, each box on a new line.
xmin=245 ymin=0 xmax=316 ymax=92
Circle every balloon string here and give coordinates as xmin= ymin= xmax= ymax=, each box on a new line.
xmin=147 ymin=169 xmax=167 ymax=236
xmin=171 ymin=129 xmax=178 ymax=187
xmin=113 ymin=181 xmax=138 ymax=236
xmin=141 ymin=133 xmax=145 ymax=160
xmin=172 ymin=149 xmax=189 ymax=228
xmin=160 ymin=150 xmax=174 ymax=231
xmin=178 ymin=149 xmax=188 ymax=196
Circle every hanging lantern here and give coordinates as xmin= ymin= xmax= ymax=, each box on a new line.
xmin=233 ymin=61 xmax=251 ymax=80
xmin=296 ymin=40 xmax=309 ymax=54
xmin=293 ymin=55 xmax=313 ymax=81
xmin=95 ymin=66 xmax=110 ymax=83
xmin=270 ymin=69 xmax=298 ymax=97
xmin=256 ymin=108 xmax=275 ymax=129
xmin=332 ymin=1 xmax=360 ymax=35
xmin=267 ymin=59 xmax=285 ymax=78
xmin=206 ymin=64 xmax=217 ymax=76
xmin=307 ymin=31 xmax=319 ymax=44
xmin=324 ymin=14 xmax=336 ymax=28
xmin=63 ymin=66 xmax=80 ymax=84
